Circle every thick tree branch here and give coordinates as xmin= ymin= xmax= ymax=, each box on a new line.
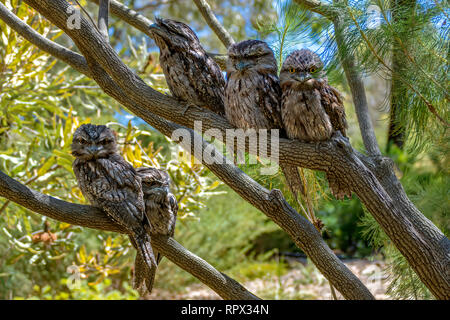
xmin=0 ymin=170 xmax=259 ymax=300
xmin=192 ymin=0 xmax=235 ymax=48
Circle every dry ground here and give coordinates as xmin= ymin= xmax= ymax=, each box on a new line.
xmin=149 ymin=259 xmax=390 ymax=300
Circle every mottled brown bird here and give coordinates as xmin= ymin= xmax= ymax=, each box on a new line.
xmin=280 ymin=49 xmax=350 ymax=199
xmin=224 ymin=39 xmax=305 ymax=199
xmin=132 ymin=166 xmax=178 ymax=292
xmin=71 ymin=124 xmax=156 ymax=294
xmin=149 ymin=17 xmax=225 ymax=115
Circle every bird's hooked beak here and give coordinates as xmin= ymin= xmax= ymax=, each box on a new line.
xmin=236 ymin=61 xmax=253 ymax=71
xmin=295 ymin=72 xmax=312 ymax=83
xmin=149 ymin=23 xmax=168 ymax=39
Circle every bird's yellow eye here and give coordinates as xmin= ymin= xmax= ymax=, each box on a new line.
xmin=289 ymin=68 xmax=296 ymax=73
xmin=309 ymin=67 xmax=317 ymax=73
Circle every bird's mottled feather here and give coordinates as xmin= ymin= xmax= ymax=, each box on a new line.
xmin=151 ymin=18 xmax=225 ymax=115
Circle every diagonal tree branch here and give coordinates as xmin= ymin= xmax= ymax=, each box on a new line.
xmin=333 ymin=15 xmax=382 ymax=157
xmin=0 ymin=170 xmax=260 ymax=300
xmin=192 ymin=0 xmax=235 ymax=48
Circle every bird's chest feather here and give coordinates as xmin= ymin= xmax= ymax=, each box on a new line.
xmin=160 ymin=51 xmax=188 ymax=95
xmin=74 ymin=158 xmax=136 ymax=204
xmin=281 ymin=88 xmax=332 ymax=141
xmin=160 ymin=51 xmax=205 ymax=101
xmin=225 ymin=74 xmax=273 ymax=130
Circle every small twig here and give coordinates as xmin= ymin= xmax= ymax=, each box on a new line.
xmin=192 ymin=0 xmax=234 ymax=48
xmin=73 ymin=0 xmax=100 ymax=34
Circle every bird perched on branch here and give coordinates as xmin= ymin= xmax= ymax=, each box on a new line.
xmin=71 ymin=124 xmax=156 ymax=294
xmin=224 ymin=39 xmax=305 ymax=201
xmin=280 ymin=49 xmax=350 ymax=200
xmin=133 ymin=166 xmax=178 ymax=292
xmin=149 ymin=17 xmax=226 ymax=115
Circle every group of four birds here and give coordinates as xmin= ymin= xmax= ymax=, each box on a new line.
xmin=70 ymin=18 xmax=349 ymax=295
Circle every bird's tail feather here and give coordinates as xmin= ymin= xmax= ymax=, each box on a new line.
xmin=130 ymin=234 xmax=157 ymax=295
xmin=136 ymin=232 xmax=157 ymax=267
xmin=281 ymin=164 xmax=319 ymax=229
xmin=133 ymin=250 xmax=157 ymax=295
xmin=326 ymin=171 xmax=352 ymax=200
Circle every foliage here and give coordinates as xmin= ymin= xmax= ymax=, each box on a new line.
xmin=250 ymin=260 xmax=327 ymax=300
xmin=334 ymin=0 xmax=447 ymax=152
xmin=0 ymin=0 xmax=220 ymax=298
xmin=320 ymin=196 xmax=372 ymax=257
xmin=256 ymin=0 xmax=319 ymax=68
xmin=359 ymin=144 xmax=449 ymax=299
xmin=15 ymin=279 xmax=139 ymax=300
